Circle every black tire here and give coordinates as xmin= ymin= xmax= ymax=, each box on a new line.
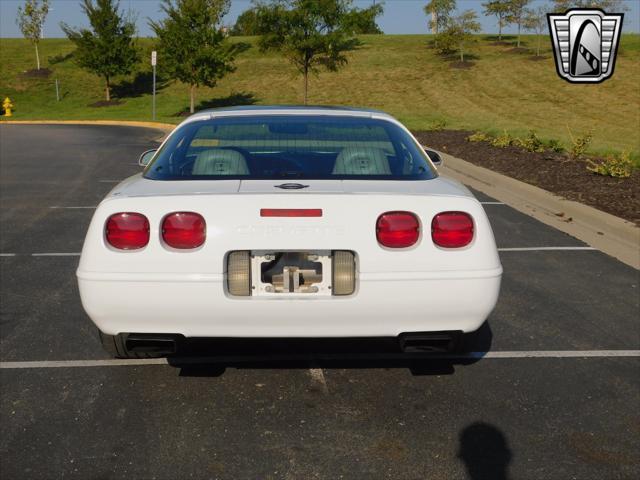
xmin=98 ymin=331 xmax=163 ymax=359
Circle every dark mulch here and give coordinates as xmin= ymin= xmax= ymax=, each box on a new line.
xmin=505 ymin=47 xmax=530 ymax=54
xmin=20 ymin=68 xmax=52 ymax=79
xmin=414 ymin=130 xmax=640 ymax=225
xmin=449 ymin=61 xmax=475 ymax=69
xmin=88 ymin=100 xmax=124 ymax=107
xmin=489 ymin=41 xmax=512 ymax=46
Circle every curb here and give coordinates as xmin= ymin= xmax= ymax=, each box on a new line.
xmin=439 ymin=153 xmax=639 ymax=270
xmin=0 ymin=120 xmax=175 ymax=141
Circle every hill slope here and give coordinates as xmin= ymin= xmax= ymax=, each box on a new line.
xmin=1 ymin=35 xmax=639 ymax=156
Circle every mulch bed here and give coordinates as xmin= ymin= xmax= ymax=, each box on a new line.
xmin=414 ymin=130 xmax=640 ymax=225
xmin=88 ymin=100 xmax=124 ymax=107
xmin=20 ymin=68 xmax=52 ymax=79
xmin=449 ymin=61 xmax=475 ymax=69
xmin=505 ymin=47 xmax=530 ymax=54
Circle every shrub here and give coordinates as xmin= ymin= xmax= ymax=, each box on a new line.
xmin=428 ymin=119 xmax=447 ymax=131
xmin=587 ymin=151 xmax=633 ymax=178
xmin=568 ymin=128 xmax=593 ymax=159
xmin=491 ymin=130 xmax=513 ymax=148
xmin=544 ymin=139 xmax=564 ymax=153
xmin=467 ymin=131 xmax=492 ymax=142
xmin=515 ymin=130 xmax=545 ymax=152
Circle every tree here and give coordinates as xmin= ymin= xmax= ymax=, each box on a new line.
xmin=231 ymin=7 xmax=261 ymax=36
xmin=343 ymin=2 xmax=384 ymax=34
xmin=523 ymin=7 xmax=547 ymax=56
xmin=551 ymin=0 xmax=628 ymax=11
xmin=482 ymin=0 xmax=510 ymax=41
xmin=424 ymin=0 xmax=456 ymax=48
xmin=16 ymin=0 xmax=50 ymax=70
xmin=61 ymin=0 xmax=139 ymax=102
xmin=506 ymin=0 xmax=531 ymax=48
xmin=150 ymin=0 xmax=244 ymax=113
xmin=440 ymin=10 xmax=481 ymax=62
xmin=255 ymin=0 xmax=363 ymax=105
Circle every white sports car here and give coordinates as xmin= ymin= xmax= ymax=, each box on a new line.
xmin=77 ymin=106 xmax=502 ymax=358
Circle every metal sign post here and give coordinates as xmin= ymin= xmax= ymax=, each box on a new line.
xmin=151 ymin=51 xmax=157 ymax=120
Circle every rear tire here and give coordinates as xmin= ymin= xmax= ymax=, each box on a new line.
xmin=98 ymin=331 xmax=163 ymax=359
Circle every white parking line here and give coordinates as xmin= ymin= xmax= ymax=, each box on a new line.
xmin=0 ymin=253 xmax=17 ymax=257
xmin=498 ymin=247 xmax=596 ymax=252
xmin=1 ymin=351 xmax=638 ymax=369
xmin=49 ymin=206 xmax=96 ymax=209
xmin=31 ymin=253 xmax=81 ymax=257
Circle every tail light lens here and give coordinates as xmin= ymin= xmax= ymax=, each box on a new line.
xmin=162 ymin=212 xmax=206 ymax=249
xmin=431 ymin=212 xmax=474 ymax=248
xmin=105 ymin=213 xmax=150 ymax=250
xmin=376 ymin=211 xmax=420 ymax=248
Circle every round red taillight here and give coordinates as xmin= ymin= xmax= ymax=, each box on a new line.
xmin=162 ymin=212 xmax=206 ymax=249
xmin=105 ymin=213 xmax=150 ymax=250
xmin=431 ymin=212 xmax=474 ymax=248
xmin=376 ymin=211 xmax=420 ymax=248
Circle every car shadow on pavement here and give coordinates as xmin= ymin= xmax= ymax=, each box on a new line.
xmin=166 ymin=321 xmax=493 ymax=378
xmin=458 ymin=422 xmax=513 ymax=480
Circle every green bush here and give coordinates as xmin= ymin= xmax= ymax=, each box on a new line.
xmin=568 ymin=128 xmax=593 ymax=159
xmin=587 ymin=151 xmax=633 ymax=178
xmin=467 ymin=131 xmax=492 ymax=142
xmin=515 ymin=130 xmax=545 ymax=152
xmin=491 ymin=130 xmax=513 ymax=148
xmin=544 ymin=139 xmax=564 ymax=153
xmin=427 ymin=119 xmax=448 ymax=131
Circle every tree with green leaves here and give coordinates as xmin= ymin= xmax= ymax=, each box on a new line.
xmin=506 ymin=0 xmax=531 ymax=48
xmin=482 ymin=0 xmax=510 ymax=41
xmin=424 ymin=0 xmax=456 ymax=48
xmin=523 ymin=6 xmax=548 ymax=57
xmin=255 ymin=0 xmax=363 ymax=105
xmin=439 ymin=10 xmax=481 ymax=62
xmin=16 ymin=0 xmax=50 ymax=70
xmin=61 ymin=0 xmax=139 ymax=102
xmin=551 ymin=0 xmax=628 ymax=12
xmin=343 ymin=2 xmax=384 ymax=34
xmin=231 ymin=7 xmax=261 ymax=36
xmin=150 ymin=0 xmax=244 ymax=113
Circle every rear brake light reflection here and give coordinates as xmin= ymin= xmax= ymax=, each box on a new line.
xmin=431 ymin=212 xmax=474 ymax=248
xmin=376 ymin=211 xmax=420 ymax=248
xmin=105 ymin=213 xmax=150 ymax=250
xmin=162 ymin=212 xmax=206 ymax=249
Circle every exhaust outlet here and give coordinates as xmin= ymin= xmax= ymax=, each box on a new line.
xmin=125 ymin=334 xmax=181 ymax=355
xmin=398 ymin=332 xmax=461 ymax=353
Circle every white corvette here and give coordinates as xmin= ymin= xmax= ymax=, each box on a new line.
xmin=77 ymin=106 xmax=502 ymax=358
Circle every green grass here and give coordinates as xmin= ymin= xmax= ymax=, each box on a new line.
xmin=1 ymin=34 xmax=639 ymax=159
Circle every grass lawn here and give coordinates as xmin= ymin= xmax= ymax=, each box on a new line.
xmin=1 ymin=34 xmax=639 ymax=158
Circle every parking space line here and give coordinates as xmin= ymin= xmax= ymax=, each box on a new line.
xmin=498 ymin=247 xmax=597 ymax=252
xmin=0 ymin=253 xmax=17 ymax=257
xmin=49 ymin=206 xmax=96 ymax=209
xmin=308 ymin=368 xmax=329 ymax=393
xmin=1 ymin=351 xmax=638 ymax=369
xmin=480 ymin=201 xmax=505 ymax=205
xmin=31 ymin=253 xmax=81 ymax=257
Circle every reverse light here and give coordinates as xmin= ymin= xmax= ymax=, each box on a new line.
xmin=162 ymin=212 xmax=206 ymax=249
xmin=431 ymin=212 xmax=474 ymax=248
xmin=376 ymin=211 xmax=420 ymax=248
xmin=105 ymin=212 xmax=150 ymax=250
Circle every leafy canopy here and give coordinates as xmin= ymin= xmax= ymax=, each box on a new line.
xmin=150 ymin=0 xmax=242 ymax=89
xmin=16 ymin=0 xmax=49 ymax=45
xmin=61 ymin=0 xmax=139 ymax=99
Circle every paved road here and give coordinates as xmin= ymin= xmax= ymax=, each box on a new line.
xmin=1 ymin=125 xmax=638 ymax=479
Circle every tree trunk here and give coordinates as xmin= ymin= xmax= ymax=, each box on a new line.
xmin=35 ymin=43 xmax=40 ymax=70
xmin=432 ymin=12 xmax=438 ymax=48
xmin=303 ymin=65 xmax=309 ymax=106
xmin=537 ymin=35 xmax=541 ymax=57
xmin=460 ymin=45 xmax=464 ymax=63
xmin=105 ymin=77 xmax=110 ymax=102
xmin=498 ymin=19 xmax=502 ymax=41
xmin=517 ymin=23 xmax=521 ymax=48
xmin=190 ymin=85 xmax=196 ymax=113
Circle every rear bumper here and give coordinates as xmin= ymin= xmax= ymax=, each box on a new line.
xmin=77 ymin=267 xmax=502 ymax=337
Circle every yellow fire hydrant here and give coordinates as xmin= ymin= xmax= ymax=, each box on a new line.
xmin=3 ymin=97 xmax=14 ymax=117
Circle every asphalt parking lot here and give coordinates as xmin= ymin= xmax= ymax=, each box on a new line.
xmin=1 ymin=124 xmax=639 ymax=479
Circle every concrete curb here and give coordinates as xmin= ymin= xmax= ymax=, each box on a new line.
xmin=439 ymin=153 xmax=640 ymax=269
xmin=0 ymin=120 xmax=175 ymax=141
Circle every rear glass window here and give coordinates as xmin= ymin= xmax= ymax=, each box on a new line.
xmin=144 ymin=115 xmax=437 ymax=181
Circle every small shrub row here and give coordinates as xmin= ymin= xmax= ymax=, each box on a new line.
xmin=466 ymin=129 xmax=560 ymax=153
xmin=587 ymin=151 xmax=633 ymax=178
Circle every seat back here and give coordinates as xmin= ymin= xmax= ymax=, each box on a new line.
xmin=192 ymin=149 xmax=249 ymax=175
xmin=332 ymin=147 xmax=391 ymax=175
